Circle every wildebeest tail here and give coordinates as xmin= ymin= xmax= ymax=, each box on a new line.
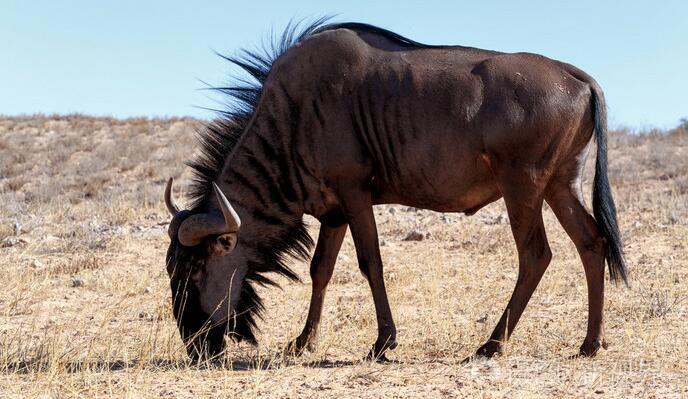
xmin=590 ymin=85 xmax=628 ymax=286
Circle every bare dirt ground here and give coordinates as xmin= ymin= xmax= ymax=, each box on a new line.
xmin=0 ymin=115 xmax=686 ymax=398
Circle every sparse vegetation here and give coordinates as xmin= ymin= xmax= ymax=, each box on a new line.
xmin=0 ymin=115 xmax=686 ymax=397
xmin=678 ymin=117 xmax=688 ymax=131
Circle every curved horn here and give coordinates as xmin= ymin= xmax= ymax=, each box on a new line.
xmin=164 ymin=178 xmax=180 ymax=216
xmin=176 ymin=183 xmax=241 ymax=247
xmin=213 ymin=183 xmax=241 ymax=232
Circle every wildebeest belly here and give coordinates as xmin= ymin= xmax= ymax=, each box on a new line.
xmin=371 ymin=144 xmax=502 ymax=214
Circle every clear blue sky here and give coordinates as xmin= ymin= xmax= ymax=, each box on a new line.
xmin=2 ymin=1 xmax=686 ymax=128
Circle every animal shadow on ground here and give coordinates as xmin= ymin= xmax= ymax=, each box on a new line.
xmin=2 ymin=354 xmax=361 ymax=374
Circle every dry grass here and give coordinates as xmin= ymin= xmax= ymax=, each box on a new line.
xmin=0 ymin=115 xmax=686 ymax=398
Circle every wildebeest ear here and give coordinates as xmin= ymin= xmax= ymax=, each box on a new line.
xmin=209 ymin=232 xmax=238 ymax=256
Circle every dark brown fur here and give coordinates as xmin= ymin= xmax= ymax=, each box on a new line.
xmin=166 ymin=21 xmax=626 ymax=361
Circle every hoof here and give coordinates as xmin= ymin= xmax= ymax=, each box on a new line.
xmin=576 ymin=338 xmax=608 ymax=358
xmin=476 ymin=340 xmax=504 ymax=358
xmin=463 ymin=340 xmax=503 ymax=364
xmin=284 ymin=336 xmax=314 ymax=356
xmin=365 ymin=337 xmax=398 ymax=362
xmin=364 ymin=353 xmax=400 ymax=364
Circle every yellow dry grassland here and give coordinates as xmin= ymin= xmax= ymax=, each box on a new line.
xmin=0 ymin=116 xmax=686 ymax=398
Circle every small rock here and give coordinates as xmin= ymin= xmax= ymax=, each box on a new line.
xmin=633 ymin=221 xmax=642 ymax=228
xmin=476 ymin=314 xmax=488 ymax=323
xmin=139 ymin=311 xmax=152 ymax=319
xmin=88 ymin=240 xmax=107 ymax=250
xmin=30 ymin=259 xmax=44 ymax=269
xmin=110 ymin=226 xmax=127 ymax=235
xmin=1 ymin=236 xmax=29 ymax=248
xmin=71 ymin=278 xmax=84 ymax=288
xmin=388 ymin=207 xmax=397 ymax=215
xmin=403 ymin=230 xmax=425 ymax=241
xmin=144 ymin=286 xmax=152 ymax=294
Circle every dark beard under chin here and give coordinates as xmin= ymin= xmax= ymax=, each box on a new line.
xmin=183 ymin=323 xmax=227 ymax=363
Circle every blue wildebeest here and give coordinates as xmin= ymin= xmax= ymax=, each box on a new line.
xmin=164 ymin=20 xmax=626 ymax=362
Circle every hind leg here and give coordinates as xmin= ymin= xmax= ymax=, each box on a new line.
xmin=546 ymin=182 xmax=607 ymax=356
xmin=473 ymin=174 xmax=552 ymax=359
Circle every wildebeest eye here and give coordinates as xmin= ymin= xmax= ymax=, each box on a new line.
xmin=191 ymin=258 xmax=205 ymax=272
xmin=173 ymin=252 xmax=205 ymax=284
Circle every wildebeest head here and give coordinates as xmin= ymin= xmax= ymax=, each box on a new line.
xmin=161 ymin=19 xmax=326 ymax=360
xmin=164 ymin=178 xmax=245 ymax=360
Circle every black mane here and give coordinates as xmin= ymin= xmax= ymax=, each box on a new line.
xmin=185 ymin=19 xmax=436 ymax=343
xmin=187 ymin=16 xmax=334 ymax=206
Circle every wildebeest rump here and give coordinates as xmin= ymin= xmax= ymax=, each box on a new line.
xmin=164 ymin=19 xmax=626 ymax=361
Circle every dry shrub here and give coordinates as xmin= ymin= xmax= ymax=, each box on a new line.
xmin=50 ymin=253 xmax=104 ymax=276
xmin=0 ymin=223 xmax=12 ymax=242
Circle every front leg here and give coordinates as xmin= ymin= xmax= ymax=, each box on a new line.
xmin=286 ymin=222 xmax=347 ymax=355
xmin=338 ymin=188 xmax=397 ymax=360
